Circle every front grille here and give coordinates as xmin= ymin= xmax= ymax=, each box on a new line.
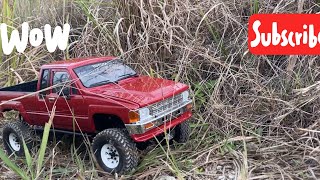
xmin=150 ymin=93 xmax=183 ymax=116
xmin=160 ymin=108 xmax=184 ymax=123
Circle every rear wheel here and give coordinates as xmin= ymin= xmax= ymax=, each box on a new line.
xmin=2 ymin=121 xmax=35 ymax=156
xmin=92 ymin=128 xmax=138 ymax=174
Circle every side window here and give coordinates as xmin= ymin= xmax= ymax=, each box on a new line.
xmin=52 ymin=71 xmax=70 ymax=95
xmin=39 ymin=69 xmax=49 ymax=98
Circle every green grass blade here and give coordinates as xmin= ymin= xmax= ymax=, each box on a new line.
xmin=0 ymin=148 xmax=29 ymax=180
xmin=36 ymin=106 xmax=56 ymax=176
xmin=22 ymin=139 xmax=34 ymax=179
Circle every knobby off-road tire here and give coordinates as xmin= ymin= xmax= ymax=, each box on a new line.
xmin=92 ymin=128 xmax=138 ymax=174
xmin=173 ymin=121 xmax=190 ymax=143
xmin=2 ymin=121 xmax=35 ymax=156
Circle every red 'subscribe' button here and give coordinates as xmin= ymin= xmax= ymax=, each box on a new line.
xmin=248 ymin=14 xmax=320 ymax=55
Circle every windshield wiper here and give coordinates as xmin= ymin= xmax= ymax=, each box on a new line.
xmin=89 ymin=80 xmax=114 ymax=87
xmin=116 ymin=73 xmax=138 ymax=82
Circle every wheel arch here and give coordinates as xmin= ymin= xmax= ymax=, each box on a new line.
xmin=93 ymin=113 xmax=126 ymax=132
xmin=0 ymin=102 xmax=31 ymax=124
xmin=1 ymin=106 xmax=31 ymax=124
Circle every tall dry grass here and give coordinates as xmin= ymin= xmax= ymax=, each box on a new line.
xmin=0 ymin=0 xmax=320 ymax=179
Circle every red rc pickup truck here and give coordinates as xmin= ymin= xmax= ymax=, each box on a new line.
xmin=0 ymin=56 xmax=192 ymax=174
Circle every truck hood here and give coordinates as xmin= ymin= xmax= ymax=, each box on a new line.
xmin=88 ymin=76 xmax=188 ymax=107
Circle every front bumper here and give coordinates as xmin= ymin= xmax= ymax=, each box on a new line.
xmin=125 ymin=100 xmax=192 ymax=142
xmin=130 ymin=111 xmax=192 ymax=142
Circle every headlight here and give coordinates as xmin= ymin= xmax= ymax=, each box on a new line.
xmin=182 ymin=90 xmax=190 ymax=102
xmin=128 ymin=107 xmax=151 ymax=123
xmin=138 ymin=107 xmax=150 ymax=119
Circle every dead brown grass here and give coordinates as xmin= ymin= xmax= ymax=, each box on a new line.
xmin=1 ymin=0 xmax=320 ymax=179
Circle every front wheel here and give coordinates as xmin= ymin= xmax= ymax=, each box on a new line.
xmin=92 ymin=129 xmax=138 ymax=174
xmin=173 ymin=121 xmax=190 ymax=143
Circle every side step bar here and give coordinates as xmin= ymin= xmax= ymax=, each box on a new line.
xmin=33 ymin=126 xmax=94 ymax=137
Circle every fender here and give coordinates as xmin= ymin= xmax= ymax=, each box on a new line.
xmin=88 ymin=104 xmax=136 ymax=132
xmin=0 ymin=101 xmax=31 ymax=124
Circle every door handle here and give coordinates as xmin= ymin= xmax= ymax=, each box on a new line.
xmin=48 ymin=97 xmax=56 ymax=102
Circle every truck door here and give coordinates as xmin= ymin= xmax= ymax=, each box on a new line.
xmin=45 ymin=69 xmax=89 ymax=131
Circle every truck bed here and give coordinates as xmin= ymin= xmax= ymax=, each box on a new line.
xmin=0 ymin=80 xmax=37 ymax=92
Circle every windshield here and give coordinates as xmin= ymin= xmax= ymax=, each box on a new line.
xmin=73 ymin=59 xmax=137 ymax=88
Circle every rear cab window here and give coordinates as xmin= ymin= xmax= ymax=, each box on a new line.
xmin=39 ymin=69 xmax=50 ymax=98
